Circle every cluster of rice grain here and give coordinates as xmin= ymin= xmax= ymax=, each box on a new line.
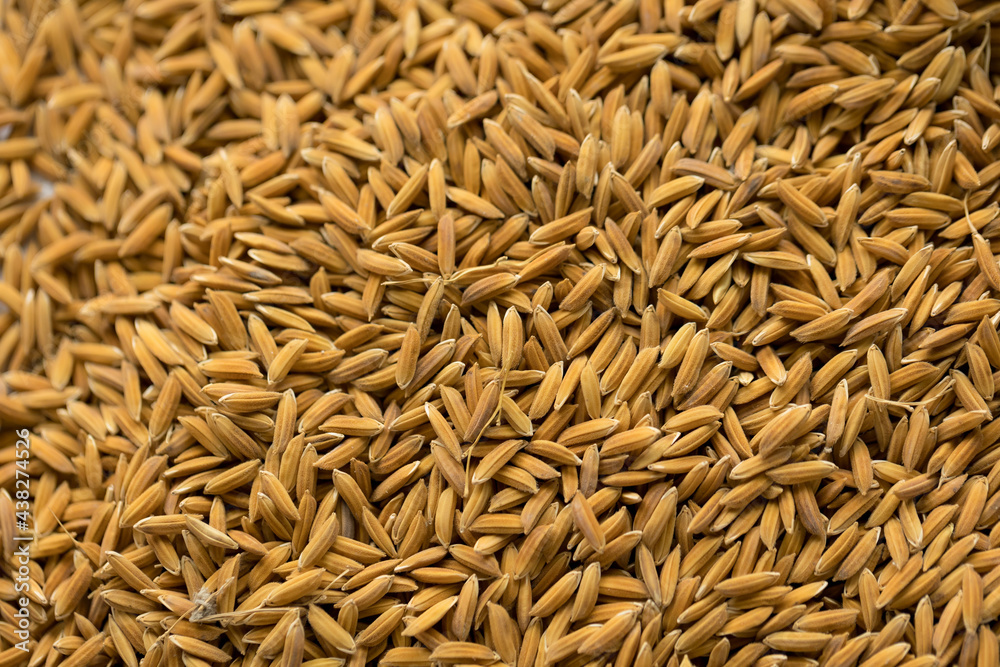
xmin=4 ymin=0 xmax=1000 ymax=665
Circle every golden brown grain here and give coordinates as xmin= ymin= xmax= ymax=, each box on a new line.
xmin=7 ymin=0 xmax=1000 ymax=665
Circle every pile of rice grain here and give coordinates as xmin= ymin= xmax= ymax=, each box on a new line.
xmin=4 ymin=0 xmax=1000 ymax=665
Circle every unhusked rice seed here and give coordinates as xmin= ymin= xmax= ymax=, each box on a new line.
xmin=5 ymin=0 xmax=1000 ymax=665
